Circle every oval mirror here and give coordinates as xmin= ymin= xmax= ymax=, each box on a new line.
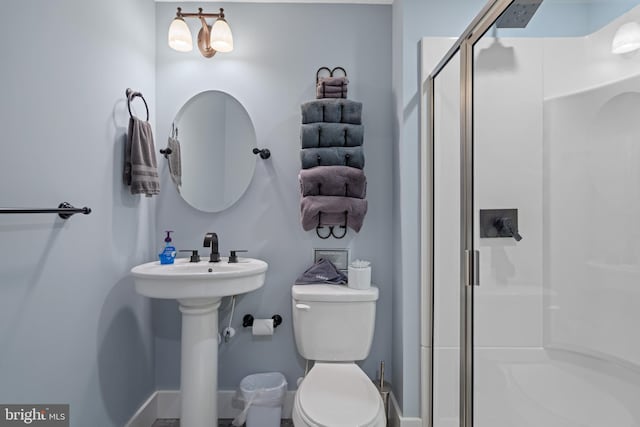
xmin=170 ymin=90 xmax=257 ymax=212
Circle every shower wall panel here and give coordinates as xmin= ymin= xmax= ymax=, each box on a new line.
xmin=543 ymin=75 xmax=640 ymax=369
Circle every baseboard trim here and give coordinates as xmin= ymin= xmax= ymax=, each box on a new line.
xmin=126 ymin=389 xmax=296 ymax=427
xmin=389 ymin=392 xmax=423 ymax=427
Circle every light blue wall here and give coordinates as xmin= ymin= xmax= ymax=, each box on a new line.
xmin=0 ymin=0 xmax=157 ymax=426
xmin=391 ymin=0 xmax=404 ymax=414
xmin=154 ymin=2 xmax=393 ymax=391
xmin=587 ymin=1 xmax=640 ymax=33
xmin=392 ymin=0 xmax=485 ymax=416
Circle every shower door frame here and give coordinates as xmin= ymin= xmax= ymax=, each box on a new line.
xmin=423 ymin=1 xmax=516 ymax=426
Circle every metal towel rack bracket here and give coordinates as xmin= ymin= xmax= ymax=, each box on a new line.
xmin=0 ymin=202 xmax=92 ymax=220
xmin=315 ymin=211 xmax=348 ymax=239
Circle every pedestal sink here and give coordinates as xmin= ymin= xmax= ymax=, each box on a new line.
xmin=132 ymin=257 xmax=268 ymax=427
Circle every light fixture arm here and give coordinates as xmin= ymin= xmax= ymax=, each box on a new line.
xmin=175 ymin=7 xmax=225 ymax=20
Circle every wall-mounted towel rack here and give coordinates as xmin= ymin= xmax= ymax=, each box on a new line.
xmin=126 ymin=88 xmax=149 ymax=121
xmin=316 ymin=66 xmax=347 ymax=83
xmin=0 ymin=202 xmax=92 ymax=220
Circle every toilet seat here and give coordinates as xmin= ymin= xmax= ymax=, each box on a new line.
xmin=293 ymin=362 xmax=386 ymax=427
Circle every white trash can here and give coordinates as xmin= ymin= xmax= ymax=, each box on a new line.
xmin=233 ymin=372 xmax=287 ymax=427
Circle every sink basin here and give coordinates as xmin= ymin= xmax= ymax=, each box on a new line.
xmin=131 ymin=255 xmax=268 ymax=427
xmin=131 ymin=257 xmax=268 ymax=300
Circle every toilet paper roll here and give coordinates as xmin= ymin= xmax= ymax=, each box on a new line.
xmin=252 ymin=318 xmax=274 ymax=336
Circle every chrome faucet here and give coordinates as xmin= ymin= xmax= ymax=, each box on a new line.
xmin=203 ymin=232 xmax=220 ymax=262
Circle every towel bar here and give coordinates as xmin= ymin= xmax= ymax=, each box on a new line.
xmin=0 ymin=202 xmax=92 ymax=219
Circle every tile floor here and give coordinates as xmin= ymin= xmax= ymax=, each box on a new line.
xmin=151 ymin=419 xmax=294 ymax=427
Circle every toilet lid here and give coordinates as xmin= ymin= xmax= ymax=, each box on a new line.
xmin=298 ymin=363 xmax=382 ymax=427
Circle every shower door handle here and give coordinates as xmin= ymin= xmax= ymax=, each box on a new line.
xmin=464 ymin=249 xmax=480 ymax=287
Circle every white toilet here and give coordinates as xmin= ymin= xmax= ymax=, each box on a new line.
xmin=291 ymin=284 xmax=386 ymax=427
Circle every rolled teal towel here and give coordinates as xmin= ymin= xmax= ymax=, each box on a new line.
xmin=300 ymin=147 xmax=364 ymax=169
xmin=301 ymin=99 xmax=362 ymax=124
xmin=300 ymin=123 xmax=364 ymax=148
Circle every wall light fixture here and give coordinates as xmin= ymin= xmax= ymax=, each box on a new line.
xmin=612 ymin=22 xmax=640 ymax=55
xmin=168 ymin=7 xmax=233 ymax=58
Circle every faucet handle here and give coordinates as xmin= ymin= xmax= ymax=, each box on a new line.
xmin=228 ymin=250 xmax=248 ymax=263
xmin=495 ymin=217 xmax=522 ymax=242
xmin=179 ymin=249 xmax=200 ymax=263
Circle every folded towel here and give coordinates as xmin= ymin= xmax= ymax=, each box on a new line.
xmin=300 ymin=123 xmax=363 ymax=148
xmin=318 ymin=92 xmax=348 ymax=99
xmin=124 ymin=117 xmax=159 ymax=196
xmin=167 ymin=136 xmax=182 ymax=188
xmin=299 ymin=166 xmax=367 ymax=198
xmin=301 ymin=99 xmax=362 ymax=124
xmin=300 ymin=195 xmax=368 ymax=232
xmin=317 ymin=85 xmax=348 ymax=94
xmin=295 ymin=258 xmax=347 ymax=285
xmin=317 ymin=76 xmax=349 ymax=87
xmin=300 ymin=147 xmax=364 ymax=169
xmin=316 ymin=85 xmax=347 ymax=99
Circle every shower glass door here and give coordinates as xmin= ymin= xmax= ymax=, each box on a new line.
xmin=471 ymin=2 xmax=640 ymax=427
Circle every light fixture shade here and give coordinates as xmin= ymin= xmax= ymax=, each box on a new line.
xmin=168 ymin=17 xmax=193 ymax=52
xmin=612 ymin=22 xmax=640 ymax=54
xmin=210 ymin=18 xmax=233 ymax=53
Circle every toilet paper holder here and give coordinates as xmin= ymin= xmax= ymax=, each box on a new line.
xmin=242 ymin=314 xmax=283 ymax=328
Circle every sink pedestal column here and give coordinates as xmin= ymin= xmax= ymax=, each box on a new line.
xmin=179 ymin=298 xmax=222 ymax=427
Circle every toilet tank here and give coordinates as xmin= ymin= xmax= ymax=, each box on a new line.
xmin=291 ymin=284 xmax=379 ymax=361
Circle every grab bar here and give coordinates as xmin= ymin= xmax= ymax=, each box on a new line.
xmin=0 ymin=202 xmax=92 ymax=219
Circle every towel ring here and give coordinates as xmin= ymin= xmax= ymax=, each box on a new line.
xmin=126 ymin=88 xmax=149 ymax=121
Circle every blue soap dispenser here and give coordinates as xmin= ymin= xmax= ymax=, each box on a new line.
xmin=159 ymin=230 xmax=177 ymax=265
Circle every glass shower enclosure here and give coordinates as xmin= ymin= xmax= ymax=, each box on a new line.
xmin=423 ymin=1 xmax=640 ymax=426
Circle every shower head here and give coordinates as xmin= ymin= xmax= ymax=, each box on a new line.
xmin=495 ymin=0 xmax=543 ymax=28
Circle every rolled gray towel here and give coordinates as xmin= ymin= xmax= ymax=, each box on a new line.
xmin=300 ymin=195 xmax=368 ymax=232
xmin=300 ymin=147 xmax=364 ymax=169
xmin=299 ymin=166 xmax=367 ymax=198
xmin=301 ymin=99 xmax=362 ymax=124
xmin=300 ymin=123 xmax=363 ymax=148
